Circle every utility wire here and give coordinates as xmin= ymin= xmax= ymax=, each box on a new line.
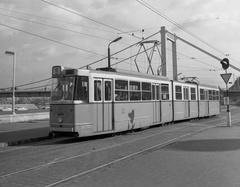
xmin=21 ymin=83 xmax=52 ymax=91
xmin=41 ymin=0 xmax=142 ymax=39
xmin=17 ymin=78 xmax=51 ymax=88
xmin=138 ymin=0 xmax=240 ymax=69
xmin=137 ymin=0 xmax=227 ymax=56
xmin=217 ymin=0 xmax=231 ymax=19
xmin=0 ymin=22 xmax=106 ymax=57
xmin=0 ymin=7 xmax=116 ymax=34
xmin=2 ymin=78 xmax=51 ymax=90
xmin=0 ymin=13 xmax=114 ymax=42
xmin=78 ymin=30 xmax=161 ymax=69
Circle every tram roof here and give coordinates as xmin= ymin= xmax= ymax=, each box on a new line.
xmin=92 ymin=67 xmax=170 ymax=81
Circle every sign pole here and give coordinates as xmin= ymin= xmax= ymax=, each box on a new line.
xmin=220 ymin=58 xmax=231 ymax=127
xmin=225 ymin=70 xmax=231 ymax=127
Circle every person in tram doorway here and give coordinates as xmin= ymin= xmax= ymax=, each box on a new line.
xmin=66 ymin=83 xmax=73 ymax=100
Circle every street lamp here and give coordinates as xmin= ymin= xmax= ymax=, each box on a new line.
xmin=5 ymin=51 xmax=16 ymax=115
xmin=108 ymin=37 xmax=122 ymax=69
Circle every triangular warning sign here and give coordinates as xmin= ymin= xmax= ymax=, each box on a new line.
xmin=220 ymin=73 xmax=232 ymax=84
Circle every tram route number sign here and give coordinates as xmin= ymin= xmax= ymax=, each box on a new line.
xmin=220 ymin=73 xmax=232 ymax=84
xmin=220 ymin=58 xmax=229 ymax=70
xmin=52 ymin=66 xmax=63 ymax=76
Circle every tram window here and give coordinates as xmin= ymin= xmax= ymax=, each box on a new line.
xmin=175 ymin=85 xmax=182 ymax=100
xmin=209 ymin=90 xmax=212 ymax=100
xmin=130 ymin=81 xmax=141 ymax=101
xmin=51 ymin=77 xmax=74 ymax=101
xmin=115 ymin=80 xmax=128 ymax=90
xmin=105 ymin=81 xmax=112 ymax=101
xmin=152 ymin=85 xmax=155 ymax=100
xmin=204 ymin=90 xmax=208 ymax=100
xmin=115 ymin=79 xmax=128 ymax=101
xmin=212 ymin=90 xmax=216 ymax=100
xmin=216 ymin=91 xmax=219 ymax=100
xmin=183 ymin=87 xmax=189 ymax=100
xmin=74 ymin=76 xmax=88 ymax=102
xmin=190 ymin=87 xmax=196 ymax=100
xmin=161 ymin=84 xmax=169 ymax=100
xmin=94 ymin=80 xmax=102 ymax=101
xmin=200 ymin=89 xmax=205 ymax=100
xmin=156 ymin=84 xmax=160 ymax=100
xmin=142 ymin=82 xmax=151 ymax=100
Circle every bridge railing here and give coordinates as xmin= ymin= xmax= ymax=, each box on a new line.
xmin=0 ymin=91 xmax=51 ymax=98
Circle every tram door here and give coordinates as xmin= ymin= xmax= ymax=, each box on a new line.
xmin=94 ymin=79 xmax=113 ymax=132
xmin=152 ymin=84 xmax=161 ymax=123
xmin=183 ymin=87 xmax=190 ymax=118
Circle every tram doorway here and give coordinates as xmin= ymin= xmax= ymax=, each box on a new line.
xmin=152 ymin=84 xmax=161 ymax=123
xmin=94 ymin=78 xmax=114 ymax=132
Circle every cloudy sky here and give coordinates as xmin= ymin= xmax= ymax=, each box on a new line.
xmin=0 ymin=0 xmax=240 ymax=89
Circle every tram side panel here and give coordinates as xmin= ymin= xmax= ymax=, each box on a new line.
xmin=114 ymin=102 xmax=154 ymax=132
xmin=74 ymin=104 xmax=94 ymax=136
xmin=173 ymin=101 xmax=198 ymax=120
xmin=161 ymin=100 xmax=173 ymax=123
xmin=199 ymin=101 xmax=209 ymax=117
xmin=209 ymin=100 xmax=220 ymax=116
xmin=172 ymin=82 xmax=199 ymax=121
xmin=189 ymin=101 xmax=198 ymax=118
xmin=209 ymin=90 xmax=220 ymax=115
xmin=173 ymin=83 xmax=189 ymax=121
xmin=198 ymin=87 xmax=220 ymax=117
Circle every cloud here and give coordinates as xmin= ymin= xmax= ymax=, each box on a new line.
xmin=41 ymin=3 xmax=83 ymax=24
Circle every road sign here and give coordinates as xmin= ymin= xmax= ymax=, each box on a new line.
xmin=220 ymin=58 xmax=229 ymax=70
xmin=220 ymin=73 xmax=232 ymax=84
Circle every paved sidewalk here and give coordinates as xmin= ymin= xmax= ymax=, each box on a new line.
xmin=0 ymin=120 xmax=49 ymax=147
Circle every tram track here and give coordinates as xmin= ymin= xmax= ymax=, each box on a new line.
xmin=1 ymin=114 xmax=240 ymax=186
xmin=0 ymin=113 xmax=229 ymax=155
xmin=44 ymin=117 xmax=240 ymax=187
xmin=0 ymin=115 xmax=238 ymax=174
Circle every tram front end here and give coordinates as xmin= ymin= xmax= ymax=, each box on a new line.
xmin=49 ymin=66 xmax=91 ymax=138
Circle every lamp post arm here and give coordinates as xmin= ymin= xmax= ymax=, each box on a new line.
xmin=107 ymin=37 xmax=122 ymax=69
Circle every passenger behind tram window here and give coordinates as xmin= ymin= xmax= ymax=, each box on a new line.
xmin=80 ymin=86 xmax=88 ymax=102
xmin=74 ymin=77 xmax=89 ymax=103
xmin=115 ymin=91 xmax=128 ymax=101
xmin=52 ymin=83 xmax=63 ymax=101
xmin=65 ymin=83 xmax=73 ymax=100
xmin=94 ymin=80 xmax=102 ymax=101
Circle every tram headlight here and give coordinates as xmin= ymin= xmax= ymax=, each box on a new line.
xmin=58 ymin=117 xmax=63 ymax=123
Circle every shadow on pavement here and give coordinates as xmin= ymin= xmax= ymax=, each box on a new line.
xmin=167 ymin=139 xmax=240 ymax=152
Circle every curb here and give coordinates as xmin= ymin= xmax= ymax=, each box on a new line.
xmin=0 ymin=112 xmax=49 ymax=124
xmin=0 ymin=136 xmax=50 ymax=147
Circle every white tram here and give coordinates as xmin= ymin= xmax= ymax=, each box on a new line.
xmin=49 ymin=66 xmax=220 ymax=137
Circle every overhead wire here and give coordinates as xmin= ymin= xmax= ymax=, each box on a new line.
xmin=1 ymin=1 xmax=230 ymax=89
xmin=78 ymin=30 xmax=161 ymax=69
xmin=136 ymin=0 xmax=228 ymax=56
xmin=217 ymin=0 xmax=231 ymax=19
xmin=0 ymin=22 xmax=106 ymax=57
xmin=2 ymin=78 xmax=51 ymax=90
xmin=41 ymin=0 xmax=142 ymax=39
xmin=0 ymin=7 xmax=116 ymax=34
xmin=0 ymin=13 xmax=115 ymax=42
xmin=137 ymin=0 xmax=240 ymax=69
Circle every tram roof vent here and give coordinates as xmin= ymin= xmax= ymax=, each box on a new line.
xmin=96 ymin=67 xmax=117 ymax=72
xmin=65 ymin=69 xmax=78 ymax=75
